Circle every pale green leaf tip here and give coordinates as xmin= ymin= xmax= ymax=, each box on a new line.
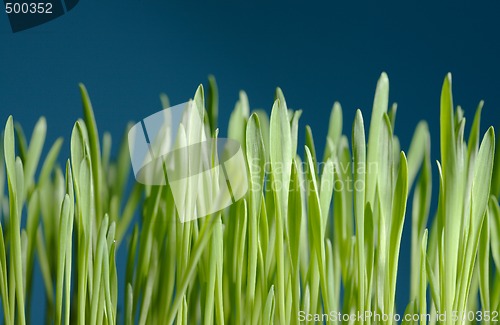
xmin=304 ymin=145 xmax=313 ymax=165
xmin=401 ymin=150 xmax=407 ymax=160
xmin=355 ymin=109 xmax=362 ymax=118
xmin=195 ymin=84 xmax=204 ymax=98
xmin=445 ymin=72 xmax=452 ymax=85
xmin=354 ymin=109 xmax=364 ymax=126
xmin=478 ymin=100 xmax=484 ymax=110
xmin=78 ymin=83 xmax=88 ymax=96
xmin=487 ymin=126 xmax=495 ymax=137
xmin=383 ymin=113 xmax=392 ymax=131
xmin=249 ymin=112 xmax=260 ymax=125
xmin=37 ymin=116 xmax=47 ymax=126
xmin=380 ymin=71 xmax=389 ymax=83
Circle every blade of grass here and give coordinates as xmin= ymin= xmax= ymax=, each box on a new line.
xmin=207 ymin=75 xmax=219 ymax=136
xmin=439 ymin=74 xmax=461 ymax=324
xmin=352 ymin=109 xmax=366 ymax=318
xmin=23 ymin=117 xmax=46 ymax=195
xmin=90 ymin=215 xmax=109 ymax=325
xmin=457 ymin=127 xmax=495 ymax=313
xmin=79 ymin=84 xmax=103 ymax=220
xmin=409 ymin=124 xmax=432 ymax=300
xmin=479 ymin=207 xmax=490 ymax=325
xmin=288 ymin=159 xmax=302 ymax=325
xmin=0 ymin=222 xmax=10 ymax=324
xmin=245 ymin=113 xmax=265 ymax=323
xmin=323 ymin=102 xmax=342 ymax=162
xmin=375 ymin=114 xmax=392 ymax=316
xmin=290 ymin=110 xmax=302 ymax=158
xmin=55 ymin=194 xmax=71 ymax=325
xmin=366 ymin=72 xmax=389 ymax=205
xmin=25 ymin=189 xmax=39 ymax=316
xmin=305 ymin=146 xmax=331 ymax=321
xmin=491 ymin=131 xmax=500 ymax=198
xmin=488 ymin=197 xmax=500 ymax=311
xmin=36 ymin=226 xmax=54 ymax=316
xmin=420 ymin=229 xmax=428 ymax=325
xmin=269 ymin=94 xmax=292 ymax=325
xmin=4 ymin=117 xmax=26 ymax=325
xmin=386 ymin=152 xmax=408 ymax=318
xmin=262 ymin=285 xmax=275 ymax=325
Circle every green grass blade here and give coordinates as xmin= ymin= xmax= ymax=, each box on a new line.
xmin=410 ymin=127 xmax=432 ymax=300
xmin=269 ymin=94 xmax=292 ymax=325
xmin=407 ymin=121 xmax=430 ymax=189
xmin=79 ymin=84 xmax=103 ymax=219
xmin=387 ymin=152 xmax=408 ymax=317
xmin=112 ymin=123 xmax=133 ymax=199
xmin=305 ymin=125 xmax=318 ymax=175
xmin=207 ymin=75 xmax=219 ymax=136
xmin=488 ymin=197 xmax=500 ymax=311
xmin=14 ymin=122 xmax=27 ymax=163
xmin=479 ymin=207 xmax=490 ymax=323
xmin=323 ymin=102 xmax=342 ymax=162
xmin=23 ymin=117 xmax=46 ymax=194
xmin=262 ymin=286 xmax=275 ymax=325
xmin=319 ymin=160 xmax=334 ymax=245
xmin=4 ymin=117 xmax=26 ymax=325
xmin=116 ymin=183 xmax=142 ymax=245
xmin=419 ymin=229 xmax=428 ymax=325
xmin=467 ymin=101 xmax=484 ymax=162
xmin=364 ymin=202 xmax=374 ymax=313
xmin=90 ymin=215 xmax=109 ymax=325
xmin=489 ymin=197 xmax=500 ymax=271
xmin=228 ymin=92 xmax=249 ymax=153
xmin=388 ymin=103 xmax=398 ymax=130
xmin=305 ymin=146 xmax=331 ymax=320
xmin=288 ymin=159 xmax=302 ymax=325
xmin=439 ymin=74 xmax=463 ymax=323
xmin=290 ymin=110 xmax=302 ymax=158
xmin=25 ymin=189 xmax=39 ymax=314
xmin=36 ymin=226 xmax=54 ymax=313
xmin=352 ymin=109 xmax=366 ymax=317
xmin=234 ymin=200 xmax=248 ymax=324
xmin=204 ymin=222 xmax=218 ymax=325
xmin=492 ymin=132 xmax=500 ymax=198
xmin=0 ymin=222 xmax=10 ymax=324
xmin=55 ymin=194 xmax=71 ymax=325
xmin=440 ymin=73 xmax=456 ymax=173
xmin=245 ymin=113 xmax=265 ymax=321
xmin=38 ymin=138 xmax=63 ymax=187
xmin=139 ymin=245 xmax=157 ymax=325
xmin=366 ymin=72 xmax=389 ymax=205
xmin=253 ymin=110 xmax=270 ymax=163
xmin=457 ymin=127 xmax=495 ymax=312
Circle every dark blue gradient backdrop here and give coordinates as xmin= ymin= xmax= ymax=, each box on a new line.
xmin=1 ymin=0 xmax=499 ymax=319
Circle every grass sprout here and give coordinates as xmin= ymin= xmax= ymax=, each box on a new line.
xmin=0 ymin=73 xmax=498 ymax=324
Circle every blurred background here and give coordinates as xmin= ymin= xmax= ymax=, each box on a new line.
xmin=1 ymin=0 xmax=499 ymax=318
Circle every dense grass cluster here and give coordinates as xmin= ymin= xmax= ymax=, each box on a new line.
xmin=0 ymin=73 xmax=499 ymax=324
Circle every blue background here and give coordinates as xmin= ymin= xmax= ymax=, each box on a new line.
xmin=1 ymin=0 xmax=499 ymax=320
